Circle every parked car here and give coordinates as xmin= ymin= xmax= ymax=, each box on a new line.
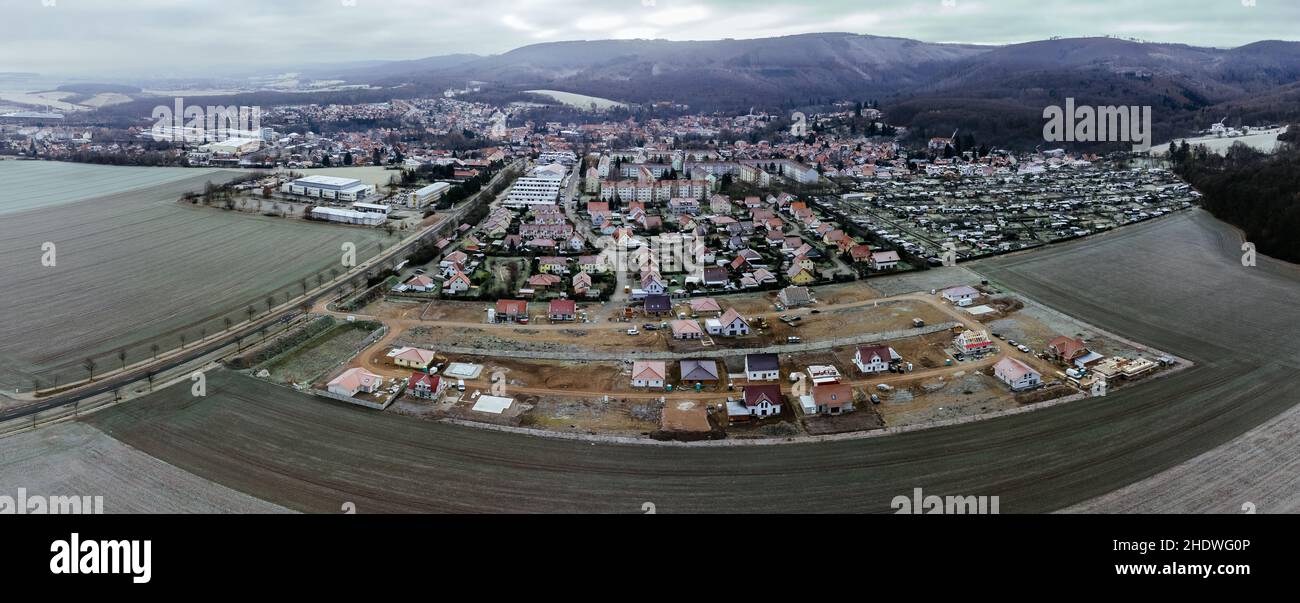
xmin=786 ymin=336 xmax=802 ymax=344
xmin=1017 ymin=344 xmax=1031 ymax=353
xmin=626 ymin=328 xmax=639 ymax=335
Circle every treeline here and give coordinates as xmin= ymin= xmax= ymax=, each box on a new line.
xmin=48 ymin=150 xmax=189 ymax=167
xmin=1171 ymin=135 xmax=1300 ymax=263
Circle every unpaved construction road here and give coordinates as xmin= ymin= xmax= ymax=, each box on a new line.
xmin=29 ymin=209 xmax=1300 ymax=512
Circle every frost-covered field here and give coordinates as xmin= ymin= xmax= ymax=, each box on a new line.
xmin=0 ymin=162 xmax=388 ymax=390
xmin=525 ymin=89 xmax=627 ymax=110
xmin=0 ymin=160 xmax=220 ymax=214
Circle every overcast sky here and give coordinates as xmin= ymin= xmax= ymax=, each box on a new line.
xmin=6 ymin=0 xmax=1298 ymax=78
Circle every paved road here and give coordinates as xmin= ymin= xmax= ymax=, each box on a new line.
xmin=72 ymin=209 xmax=1300 ymax=513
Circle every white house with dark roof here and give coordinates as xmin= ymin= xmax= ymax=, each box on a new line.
xmin=745 ymin=353 xmax=780 ymax=381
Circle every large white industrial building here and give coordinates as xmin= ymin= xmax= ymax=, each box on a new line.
xmin=502 ymin=163 xmax=567 ymax=208
xmin=310 ymin=206 xmax=386 ymax=226
xmin=204 ymin=137 xmax=261 ymax=156
xmin=282 ymin=175 xmax=376 ymax=202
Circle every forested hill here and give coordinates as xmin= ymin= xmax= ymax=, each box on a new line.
xmin=1171 ymin=128 xmax=1300 ymax=263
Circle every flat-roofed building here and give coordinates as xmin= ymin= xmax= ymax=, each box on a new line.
xmin=351 ymin=202 xmax=391 ymax=215
xmin=282 ymin=175 xmax=376 ymax=202
xmin=409 ymin=182 xmax=451 ymax=208
xmin=309 ymin=206 xmax=386 ymax=226
xmin=205 ymin=137 xmax=261 ymax=156
xmin=503 ymin=164 xmax=567 ymax=208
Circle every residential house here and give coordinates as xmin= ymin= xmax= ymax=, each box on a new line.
xmin=1047 ymin=336 xmax=1089 ymax=363
xmin=644 ymin=294 xmax=672 ymax=316
xmin=495 ymin=300 xmax=529 ymax=322
xmin=392 ymin=347 xmax=437 ymax=370
xmin=941 ymin=286 xmax=981 ymax=306
xmin=812 ymin=383 xmax=855 ymax=416
xmin=854 ymin=345 xmax=899 ymax=373
xmin=407 ymin=372 xmax=446 ymax=400
xmin=631 ymin=361 xmax=667 ymax=389
xmin=441 ymin=250 xmax=469 ymax=270
xmin=328 ymin=368 xmax=383 ymax=398
xmin=745 ymin=353 xmax=780 ymax=381
xmin=870 ymin=250 xmax=900 ymax=270
xmin=538 ymin=256 xmax=570 ymax=274
xmin=671 ymin=319 xmax=703 ymax=340
xmin=641 ymin=272 xmax=667 ymax=296
xmin=777 ymin=286 xmax=812 ymax=307
xmin=443 ymin=270 xmax=472 ymax=294
xmin=679 ymin=359 xmax=719 ymax=383
xmin=786 ymin=263 xmax=816 ymax=285
xmin=702 ymin=266 xmax=730 ymax=287
xmin=572 ymin=272 xmax=594 ymax=297
xmin=689 ymin=297 xmax=722 ymax=315
xmin=752 ymin=268 xmax=777 ymax=285
xmin=993 ymin=357 xmax=1042 ymax=391
xmin=578 ymin=255 xmax=608 ymax=274
xmin=406 ymin=275 xmax=436 ymax=292
xmin=548 ymin=299 xmax=577 ymax=322
xmin=729 ymin=384 xmax=783 ymax=420
xmin=708 ymin=308 xmax=751 ymax=337
xmin=527 ymin=273 xmax=562 ymax=289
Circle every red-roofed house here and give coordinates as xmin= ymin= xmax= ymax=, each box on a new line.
xmin=1047 ymin=336 xmax=1089 ymax=363
xmin=733 ymin=384 xmax=783 ymax=419
xmin=444 ymin=270 xmax=473 ymax=294
xmin=495 ymin=300 xmax=528 ymax=322
xmin=671 ymin=319 xmax=703 ymax=340
xmin=549 ymin=299 xmax=576 ymax=322
xmin=407 ymin=372 xmax=446 ymax=399
xmin=631 ymin=361 xmax=667 ymax=389
xmin=812 ymin=383 xmax=855 ymax=416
